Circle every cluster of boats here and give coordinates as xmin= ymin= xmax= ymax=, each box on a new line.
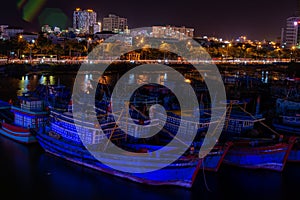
xmin=0 ymin=79 xmax=299 ymax=189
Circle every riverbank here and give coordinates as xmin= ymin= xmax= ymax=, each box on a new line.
xmin=0 ymin=61 xmax=298 ymax=76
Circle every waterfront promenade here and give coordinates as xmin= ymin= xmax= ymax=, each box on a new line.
xmin=0 ymin=58 xmax=295 ymax=66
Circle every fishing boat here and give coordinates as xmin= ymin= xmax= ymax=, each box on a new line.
xmin=220 ymin=98 xmax=265 ymax=137
xmin=33 ymin=103 xmax=205 ymax=188
xmin=92 ymin=80 xmax=233 ymax=173
xmin=270 ymin=84 xmax=300 ymax=162
xmin=0 ymin=94 xmax=48 ymax=144
xmin=272 ymin=98 xmax=300 ymax=135
xmin=215 ymin=97 xmax=299 ymax=172
xmin=223 ymin=136 xmax=296 ymax=171
xmin=154 ymin=110 xmax=232 ymax=172
xmin=30 ymin=75 xmax=235 ymax=187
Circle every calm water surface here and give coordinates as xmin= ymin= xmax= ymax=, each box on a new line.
xmin=0 ymin=71 xmax=299 ymax=200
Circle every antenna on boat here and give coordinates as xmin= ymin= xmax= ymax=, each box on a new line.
xmin=45 ymin=75 xmax=50 ymax=107
xmin=125 ymin=101 xmax=129 ymax=142
xmin=224 ymin=101 xmax=233 ymax=131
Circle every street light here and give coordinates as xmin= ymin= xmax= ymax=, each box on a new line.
xmin=18 ymin=35 xmax=23 ymax=59
xmin=29 ymin=39 xmax=35 ymax=64
xmin=291 ymin=46 xmax=296 ymax=62
xmin=226 ymin=43 xmax=232 ymax=61
xmin=87 ymin=37 xmax=92 ymax=53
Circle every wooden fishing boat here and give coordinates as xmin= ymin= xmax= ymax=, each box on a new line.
xmin=33 ymin=107 xmax=204 ymax=188
xmin=0 ymin=94 xmax=48 ymax=144
xmin=272 ymin=96 xmax=300 ymax=135
xmin=223 ymin=137 xmax=296 ymax=171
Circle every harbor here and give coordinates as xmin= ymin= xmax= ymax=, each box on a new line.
xmin=0 ymin=61 xmax=299 ymax=198
xmin=2 ymin=0 xmax=300 ymax=199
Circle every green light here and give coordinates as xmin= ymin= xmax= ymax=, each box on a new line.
xmin=22 ymin=0 xmax=47 ymax=22
xmin=17 ymin=0 xmax=26 ymax=9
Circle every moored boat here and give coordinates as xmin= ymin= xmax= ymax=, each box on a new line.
xmin=223 ymin=137 xmax=296 ymax=171
xmin=270 ymin=75 xmax=300 ymax=135
xmin=272 ymin=98 xmax=300 ymax=135
xmin=33 ymin=107 xmax=204 ymax=188
xmin=0 ymin=94 xmax=48 ymax=144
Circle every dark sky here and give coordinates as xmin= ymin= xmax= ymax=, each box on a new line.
xmin=0 ymin=0 xmax=297 ymax=40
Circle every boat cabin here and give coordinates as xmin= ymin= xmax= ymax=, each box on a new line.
xmin=11 ymin=95 xmax=49 ymax=129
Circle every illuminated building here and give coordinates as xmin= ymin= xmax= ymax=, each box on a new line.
xmin=41 ymin=24 xmax=52 ymax=33
xmin=284 ymin=17 xmax=300 ymax=48
xmin=102 ymin=14 xmax=128 ymax=33
xmin=73 ymin=8 xmax=97 ymax=34
xmin=282 ymin=0 xmax=300 ymax=48
xmin=2 ymin=26 xmax=24 ymax=39
xmin=151 ymin=25 xmax=194 ymax=40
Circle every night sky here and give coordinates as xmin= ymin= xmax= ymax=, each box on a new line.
xmin=0 ymin=0 xmax=297 ymax=40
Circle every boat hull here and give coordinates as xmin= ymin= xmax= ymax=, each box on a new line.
xmin=0 ymin=123 xmax=36 ymax=144
xmin=223 ymin=140 xmax=294 ymax=172
xmin=34 ymin=128 xmax=203 ymax=188
xmin=201 ymin=142 xmax=232 ymax=172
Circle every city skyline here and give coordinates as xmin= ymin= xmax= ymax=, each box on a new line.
xmin=0 ymin=0 xmax=298 ymax=40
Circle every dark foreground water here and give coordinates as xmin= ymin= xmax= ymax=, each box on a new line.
xmin=1 ymin=134 xmax=299 ymax=200
xmin=0 ymin=70 xmax=299 ymax=200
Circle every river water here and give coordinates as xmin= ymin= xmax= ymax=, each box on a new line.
xmin=0 ymin=69 xmax=298 ymax=200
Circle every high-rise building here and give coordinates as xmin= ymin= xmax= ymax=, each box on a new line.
xmin=284 ymin=17 xmax=300 ymax=48
xmin=151 ymin=25 xmax=194 ymax=40
xmin=102 ymin=14 xmax=128 ymax=33
xmin=282 ymin=0 xmax=300 ymax=48
xmin=73 ymin=8 xmax=97 ymax=34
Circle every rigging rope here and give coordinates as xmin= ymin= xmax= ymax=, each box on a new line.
xmin=201 ymin=160 xmax=212 ymax=192
xmin=237 ymin=105 xmax=281 ymax=137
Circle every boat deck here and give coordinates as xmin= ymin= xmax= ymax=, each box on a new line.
xmin=0 ymin=100 xmax=11 ymax=110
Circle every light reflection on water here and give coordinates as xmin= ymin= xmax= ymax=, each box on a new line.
xmin=0 ymin=74 xmax=75 ymax=102
xmin=0 ymin=67 xmax=298 ymax=199
xmin=18 ymin=75 xmax=57 ymax=97
xmin=2 ymin=72 xmax=117 ymax=101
